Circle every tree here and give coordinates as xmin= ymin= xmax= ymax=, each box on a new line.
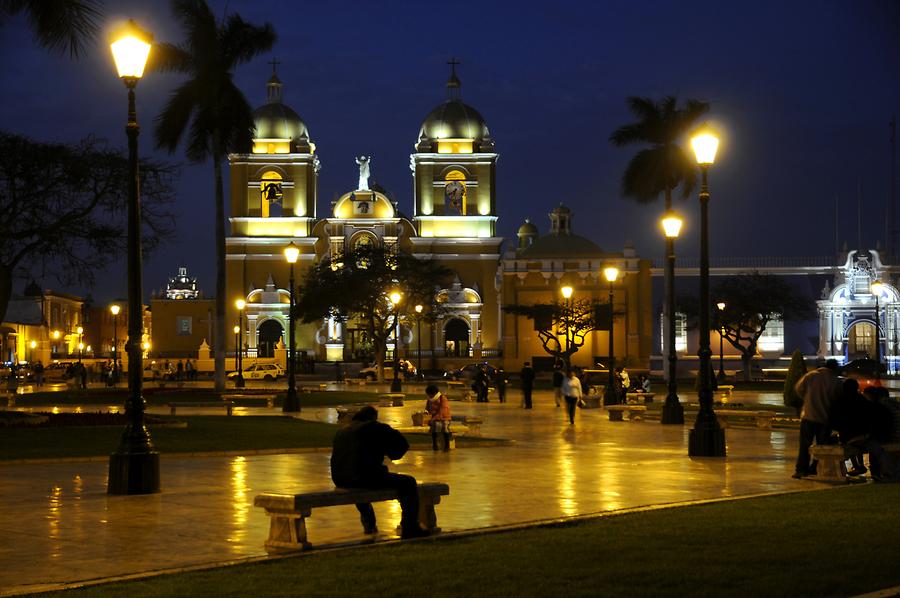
xmin=295 ymin=244 xmax=451 ymax=381
xmin=152 ymin=0 xmax=276 ymax=392
xmin=1 ymin=0 xmax=101 ymax=58
xmin=714 ymin=274 xmax=814 ymax=381
xmin=504 ymin=300 xmax=609 ymax=368
xmin=0 ymin=131 xmax=176 ymax=323
xmin=783 ymin=349 xmax=807 ymax=414
xmin=609 ymin=96 xmax=710 ymax=210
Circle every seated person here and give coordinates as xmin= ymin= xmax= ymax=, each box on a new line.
xmin=830 ymin=379 xmax=870 ymax=475
xmin=330 ymin=406 xmax=429 ymax=538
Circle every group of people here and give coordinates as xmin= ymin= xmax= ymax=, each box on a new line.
xmin=470 ymin=365 xmax=507 ymax=403
xmin=793 ymin=358 xmax=900 ymax=481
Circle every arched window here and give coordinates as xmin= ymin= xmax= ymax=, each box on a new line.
xmin=260 ymin=171 xmax=283 ymax=218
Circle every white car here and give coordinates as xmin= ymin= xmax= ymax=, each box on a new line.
xmin=228 ymin=363 xmax=285 ymax=381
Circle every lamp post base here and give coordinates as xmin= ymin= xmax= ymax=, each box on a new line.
xmin=390 ymin=378 xmax=402 ymax=393
xmin=234 ymin=375 xmax=245 ymax=388
xmin=283 ymin=387 xmax=299 ymax=412
xmin=688 ymin=418 xmax=726 ymax=457
xmin=108 ymin=450 xmax=160 ymax=494
xmin=661 ymin=395 xmax=684 ymax=425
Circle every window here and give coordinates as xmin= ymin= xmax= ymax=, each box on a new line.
xmin=176 ymin=316 xmax=192 ymax=336
xmin=758 ymin=315 xmax=784 ymax=353
xmin=659 ymin=312 xmax=687 ymax=353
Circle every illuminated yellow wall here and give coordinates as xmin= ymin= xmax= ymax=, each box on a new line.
xmin=416 ymin=217 xmax=495 ymax=238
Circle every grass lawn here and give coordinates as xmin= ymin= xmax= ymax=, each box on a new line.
xmin=46 ymin=484 xmax=900 ymax=597
xmin=0 ymin=416 xmax=459 ymax=460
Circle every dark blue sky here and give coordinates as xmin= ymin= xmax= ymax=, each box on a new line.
xmin=1 ymin=0 xmax=898 ymax=302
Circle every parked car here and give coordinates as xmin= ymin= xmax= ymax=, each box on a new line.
xmin=444 ymin=363 xmax=498 ymax=381
xmin=0 ymin=364 xmax=34 ymax=382
xmin=227 ymin=363 xmax=285 ymax=381
xmin=44 ymin=362 xmax=75 ymax=381
xmin=841 ymin=358 xmax=885 ymax=390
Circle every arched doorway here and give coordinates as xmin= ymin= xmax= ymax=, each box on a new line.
xmin=257 ymin=319 xmax=284 ymax=358
xmin=848 ymin=321 xmax=877 ymax=359
xmin=444 ymin=318 xmax=470 ymax=357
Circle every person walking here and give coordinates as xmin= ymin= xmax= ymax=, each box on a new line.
xmin=474 ymin=366 xmax=489 ymax=402
xmin=494 ymin=368 xmax=507 ymax=403
xmin=552 ymin=363 xmax=564 ymax=408
xmin=425 ymin=384 xmax=452 ymax=451
xmin=520 ymin=362 xmax=535 ymax=409
xmin=33 ymin=360 xmax=44 ymax=387
xmin=330 ymin=406 xmax=429 ymax=538
xmin=562 ymin=368 xmax=583 ymax=425
xmin=792 ymin=358 xmax=842 ymax=478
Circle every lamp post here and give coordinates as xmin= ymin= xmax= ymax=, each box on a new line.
xmin=110 ymin=304 xmax=121 ymax=383
xmin=688 ymin=130 xmax=726 ymax=457
xmin=29 ymin=340 xmax=37 ymax=363
xmin=235 ymin=299 xmax=246 ymax=388
xmin=77 ymin=326 xmax=84 ymax=363
xmin=872 ymin=280 xmax=884 ymax=379
xmin=603 ymin=267 xmax=619 ymax=406
xmin=415 ymin=304 xmax=423 ymax=378
xmin=107 ymin=19 xmax=160 ymax=494
xmin=716 ymin=301 xmax=727 ymax=382
xmin=561 ymin=286 xmax=573 ymax=369
xmin=389 ymin=291 xmax=402 ymax=392
xmin=284 ymin=243 xmax=300 ymax=412
xmin=661 ymin=212 xmax=684 ymax=424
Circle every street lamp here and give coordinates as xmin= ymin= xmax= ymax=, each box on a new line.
xmin=107 ymin=19 xmax=159 ymax=495
xmin=284 ymin=242 xmax=300 ymax=412
xmin=29 ymin=339 xmax=37 ymax=363
xmin=688 ymin=130 xmax=726 ymax=457
xmin=110 ymin=304 xmax=121 ymax=383
xmin=415 ymin=304 xmax=424 ymax=379
xmin=716 ymin=301 xmax=727 ymax=382
xmin=660 ymin=211 xmax=684 ymax=424
xmin=389 ymin=291 xmax=402 ymax=392
xmin=235 ymin=299 xmax=246 ymax=388
xmin=76 ymin=326 xmax=84 ymax=363
xmin=871 ymin=280 xmax=884 ymax=376
xmin=603 ymin=267 xmax=619 ymax=406
xmin=561 ymin=286 xmax=573 ymax=369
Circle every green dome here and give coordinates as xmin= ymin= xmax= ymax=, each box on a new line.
xmin=418 ymin=99 xmax=490 ymax=142
xmin=252 ymin=73 xmax=311 ymax=151
xmin=517 ymin=219 xmax=538 ymax=236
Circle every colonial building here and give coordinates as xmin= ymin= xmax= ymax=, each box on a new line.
xmin=150 ymin=266 xmax=212 ymax=359
xmin=1 ymin=282 xmax=84 ymax=364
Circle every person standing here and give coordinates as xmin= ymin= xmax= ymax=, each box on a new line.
xmin=33 ymin=360 xmax=44 ymax=387
xmin=552 ymin=363 xmax=564 ymax=408
xmin=520 ymin=362 xmax=535 ymax=409
xmin=494 ymin=368 xmax=507 ymax=403
xmin=562 ymin=368 xmax=583 ymax=425
xmin=330 ymin=406 xmax=429 ymax=538
xmin=474 ymin=366 xmax=489 ymax=402
xmin=425 ymin=384 xmax=452 ymax=451
xmin=793 ymin=359 xmax=841 ymax=478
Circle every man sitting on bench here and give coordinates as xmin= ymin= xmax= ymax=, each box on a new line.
xmin=330 ymin=406 xmax=430 ymax=538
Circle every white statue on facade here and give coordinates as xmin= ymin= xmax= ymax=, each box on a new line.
xmin=355 ymin=156 xmax=371 ymax=191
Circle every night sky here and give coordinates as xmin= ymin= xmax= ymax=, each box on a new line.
xmin=1 ymin=0 xmax=898 ymax=303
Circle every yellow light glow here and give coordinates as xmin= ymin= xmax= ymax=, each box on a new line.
xmin=252 ymin=140 xmax=291 ymax=154
xmin=233 ymin=325 xmax=240 ymax=335
xmin=109 ymin=20 xmax=153 ymax=79
xmin=78 ymin=342 xmax=84 ymax=350
xmin=661 ymin=212 xmax=683 ymax=238
xmin=389 ymin=291 xmax=402 ymax=305
xmin=415 ymin=304 xmax=423 ymax=314
xmin=76 ymin=326 xmax=83 ymax=335
xmin=603 ymin=267 xmax=619 ymax=283
xmin=235 ymin=299 xmax=246 ymax=310
xmin=561 ymin=286 xmax=573 ymax=299
xmin=30 ymin=340 xmax=37 ymax=349
xmin=110 ymin=304 xmax=121 ymax=316
xmin=872 ymin=281 xmax=884 ymax=297
xmin=142 ymin=341 xmax=150 ymax=350
xmin=284 ymin=242 xmax=300 ymax=264
xmin=86 ymin=345 xmax=92 ymax=352
xmin=437 ymin=140 xmax=473 ymax=154
xmin=717 ymin=302 xmax=726 ymax=311
xmin=691 ymin=131 xmax=719 ymax=165
xmin=52 ymin=330 xmax=60 ymax=340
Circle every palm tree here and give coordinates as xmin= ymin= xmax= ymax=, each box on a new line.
xmin=1 ymin=0 xmax=102 ymax=58
xmin=153 ymin=0 xmax=275 ymax=391
xmin=609 ymin=96 xmax=709 ymax=209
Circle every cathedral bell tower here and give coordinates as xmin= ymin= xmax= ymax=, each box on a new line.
xmin=410 ymin=61 xmax=498 ymax=238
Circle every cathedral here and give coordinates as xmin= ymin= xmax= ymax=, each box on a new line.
xmin=153 ymin=65 xmax=653 ymax=373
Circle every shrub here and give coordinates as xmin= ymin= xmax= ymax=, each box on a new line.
xmin=783 ymin=350 xmax=807 ymax=413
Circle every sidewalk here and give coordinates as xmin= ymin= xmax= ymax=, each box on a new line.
xmin=0 ymin=391 xmax=820 ymax=595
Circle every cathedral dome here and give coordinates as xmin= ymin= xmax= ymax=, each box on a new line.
xmin=252 ymin=73 xmax=311 ymax=152
xmin=517 ymin=219 xmax=538 ymax=236
xmin=415 ymin=64 xmax=494 ymax=152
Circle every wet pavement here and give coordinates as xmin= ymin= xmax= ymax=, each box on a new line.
xmin=0 ymin=388 xmax=824 ymax=595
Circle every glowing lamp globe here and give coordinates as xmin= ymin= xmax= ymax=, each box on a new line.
xmin=415 ymin=304 xmax=423 ymax=314
xmin=717 ymin=302 xmax=726 ymax=311
xmin=284 ymin=243 xmax=300 ymax=264
xmin=110 ymin=304 xmax=121 ymax=316
xmin=110 ymin=20 xmax=153 ymax=79
xmin=691 ymin=132 xmax=719 ymax=165
xmin=30 ymin=340 xmax=37 ymax=349
xmin=661 ymin=212 xmax=683 ymax=238
xmin=389 ymin=292 xmax=402 ymax=306
xmin=233 ymin=325 xmax=240 ymax=335
xmin=872 ymin=281 xmax=884 ymax=297
xmin=603 ymin=267 xmax=619 ymax=283
xmin=235 ymin=299 xmax=246 ymax=311
xmin=561 ymin=286 xmax=573 ymax=299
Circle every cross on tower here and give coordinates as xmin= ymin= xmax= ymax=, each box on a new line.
xmin=268 ymin=58 xmax=281 ymax=75
xmin=447 ymin=57 xmax=460 ymax=76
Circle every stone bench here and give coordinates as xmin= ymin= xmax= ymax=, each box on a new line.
xmin=451 ymin=415 xmax=484 ymax=436
xmin=345 ymin=378 xmax=367 ymax=386
xmin=336 ymin=406 xmax=361 ymax=425
xmin=167 ymin=401 xmax=233 ymax=416
xmin=713 ymin=409 xmax=775 ymax=429
xmin=606 ymin=404 xmax=647 ymax=421
xmin=625 ymin=392 xmax=655 ymax=404
xmin=809 ymin=442 xmax=900 ymax=483
xmin=222 ymin=394 xmax=276 ymax=408
xmin=378 ymin=393 xmax=405 ymax=407
xmin=299 ymin=384 xmax=328 ymax=392
xmin=254 ymin=482 xmax=450 ymax=552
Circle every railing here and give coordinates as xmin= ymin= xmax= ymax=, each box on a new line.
xmin=651 ymin=256 xmax=835 ymax=269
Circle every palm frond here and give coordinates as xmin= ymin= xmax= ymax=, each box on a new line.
xmin=621 ymin=148 xmax=668 ymax=203
xmin=220 ymin=13 xmax=276 ymax=67
xmin=154 ymin=80 xmax=200 ymax=154
xmin=147 ymin=42 xmax=192 ymax=74
xmin=8 ymin=0 xmax=102 ymax=58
